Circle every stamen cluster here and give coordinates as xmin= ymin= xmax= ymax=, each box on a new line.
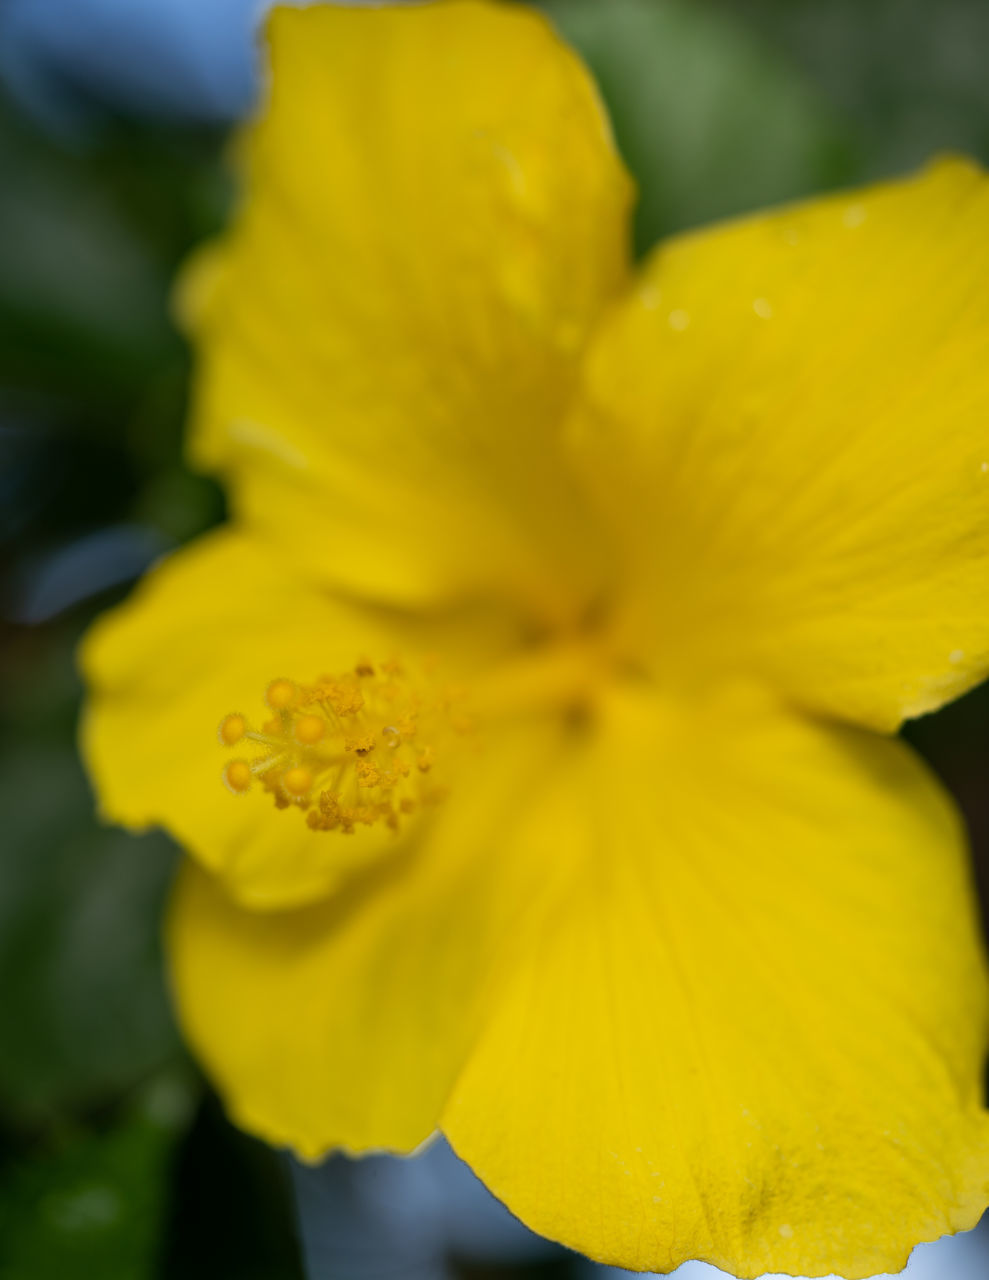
xmin=218 ymin=658 xmax=468 ymax=833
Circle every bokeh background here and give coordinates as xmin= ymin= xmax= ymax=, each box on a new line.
xmin=1 ymin=1 xmax=988 ymax=1277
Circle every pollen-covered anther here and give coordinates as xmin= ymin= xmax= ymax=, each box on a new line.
xmin=216 ymin=656 xmax=473 ymax=833
xmin=356 ymin=760 xmax=381 ymax=788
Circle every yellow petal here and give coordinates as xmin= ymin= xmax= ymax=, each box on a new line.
xmin=79 ymin=527 xmax=520 ymax=910
xmin=442 ymin=686 xmax=989 ymax=1277
xmin=166 ymin=713 xmax=572 ymax=1158
xmin=187 ymin=0 xmax=632 ymax=626
xmin=571 ymin=158 xmax=989 ymax=730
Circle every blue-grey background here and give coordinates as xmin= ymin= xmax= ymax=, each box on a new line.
xmin=1 ymin=1 xmax=988 ymax=1276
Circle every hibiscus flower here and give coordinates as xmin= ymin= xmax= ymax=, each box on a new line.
xmin=81 ymin=3 xmax=989 ymax=1275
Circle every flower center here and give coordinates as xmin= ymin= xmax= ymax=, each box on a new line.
xmin=217 ymin=657 xmax=472 ymax=834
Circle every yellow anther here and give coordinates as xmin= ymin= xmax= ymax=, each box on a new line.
xmin=282 ymin=766 xmax=314 ymax=797
xmin=356 ymin=760 xmax=381 ymax=788
xmin=328 ymin=684 xmax=364 ymax=716
xmin=218 ymin=713 xmax=247 ymax=746
xmin=294 ymin=714 xmax=326 ymax=746
xmin=224 ymin=759 xmax=252 ymax=792
xmin=266 ymin=678 xmax=297 ymax=710
xmin=345 ymin=733 xmax=376 ymax=755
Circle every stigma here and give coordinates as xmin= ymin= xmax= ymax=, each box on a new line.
xmin=217 ymin=658 xmax=470 ymax=833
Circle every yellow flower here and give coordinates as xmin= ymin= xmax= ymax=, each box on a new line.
xmin=80 ymin=2 xmax=989 ymax=1276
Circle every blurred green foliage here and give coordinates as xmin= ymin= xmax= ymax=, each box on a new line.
xmin=724 ymin=0 xmax=989 ymax=175
xmin=0 ymin=1082 xmax=187 ymax=1280
xmin=1 ymin=1 xmax=987 ymax=1276
xmin=544 ymin=0 xmax=850 ymax=250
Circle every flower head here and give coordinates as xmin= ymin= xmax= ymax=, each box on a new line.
xmin=81 ymin=3 xmax=989 ymax=1276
